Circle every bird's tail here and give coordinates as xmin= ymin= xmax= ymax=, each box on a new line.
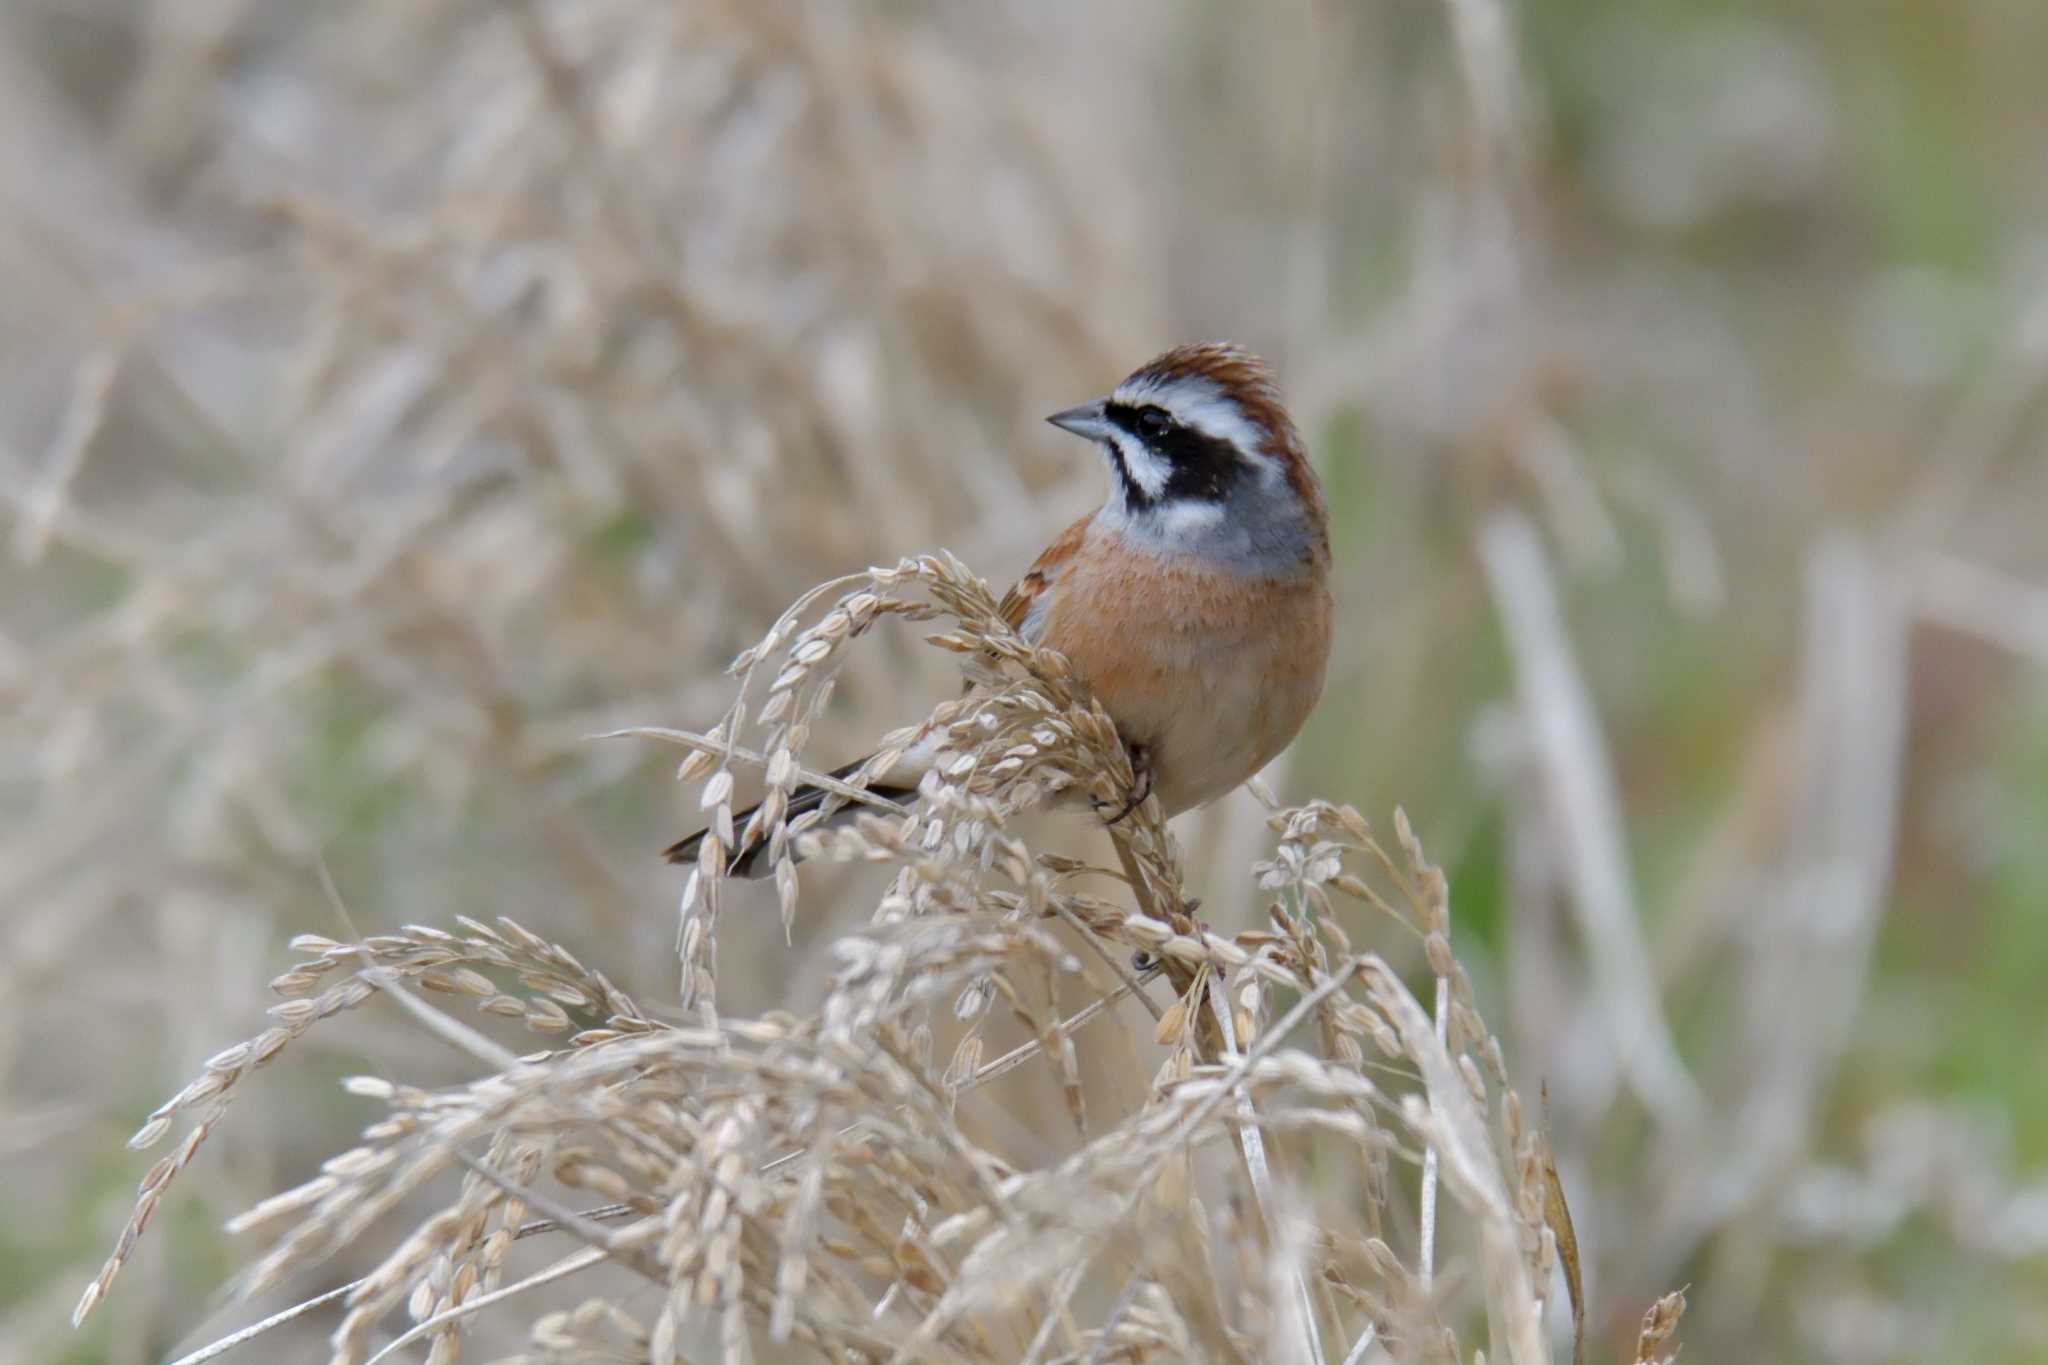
xmin=662 ymin=756 xmax=914 ymax=878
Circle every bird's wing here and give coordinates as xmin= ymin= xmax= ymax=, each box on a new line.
xmin=669 ymin=515 xmax=1100 ymax=873
xmin=998 ymin=513 xmax=1091 ymax=643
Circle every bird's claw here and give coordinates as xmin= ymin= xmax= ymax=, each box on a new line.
xmin=1098 ymin=744 xmax=1154 ymax=827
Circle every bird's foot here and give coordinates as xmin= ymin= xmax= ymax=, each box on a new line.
xmin=1098 ymin=743 xmax=1154 ymax=827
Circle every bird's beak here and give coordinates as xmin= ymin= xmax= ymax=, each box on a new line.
xmin=1045 ymin=398 xmax=1113 ymax=442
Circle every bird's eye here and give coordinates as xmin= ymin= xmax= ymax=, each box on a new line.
xmin=1137 ymin=406 xmax=1171 ymax=436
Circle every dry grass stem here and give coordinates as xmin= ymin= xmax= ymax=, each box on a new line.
xmin=1478 ymin=509 xmax=1700 ymax=1125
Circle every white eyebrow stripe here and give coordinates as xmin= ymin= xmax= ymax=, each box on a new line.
xmin=1115 ymin=375 xmax=1274 ymax=481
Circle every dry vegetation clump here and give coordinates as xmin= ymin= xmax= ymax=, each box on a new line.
xmin=82 ymin=555 xmax=1676 ymax=1363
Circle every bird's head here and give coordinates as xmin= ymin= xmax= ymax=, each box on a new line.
xmin=1047 ymin=342 xmax=1327 ymax=574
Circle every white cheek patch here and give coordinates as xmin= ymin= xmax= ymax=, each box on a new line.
xmin=1094 ymin=491 xmax=1227 ymax=558
xmin=1156 ymin=497 xmax=1225 ymax=537
xmin=1105 ymin=428 xmax=1168 ymax=501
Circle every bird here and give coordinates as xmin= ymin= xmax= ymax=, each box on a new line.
xmin=666 ymin=341 xmax=1332 ymax=876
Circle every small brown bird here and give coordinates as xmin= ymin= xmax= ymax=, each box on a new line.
xmin=667 ymin=342 xmax=1332 ymax=874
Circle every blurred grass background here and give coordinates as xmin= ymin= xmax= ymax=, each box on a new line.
xmin=3 ymin=0 xmax=2047 ymax=1360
